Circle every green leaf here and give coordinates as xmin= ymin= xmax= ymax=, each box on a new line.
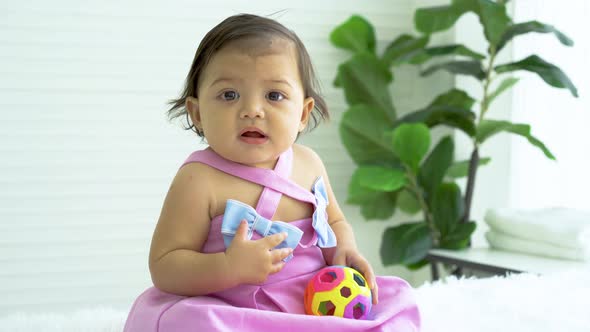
xmin=405 ymin=259 xmax=429 ymax=270
xmin=354 ymin=166 xmax=406 ymax=192
xmin=396 ymin=105 xmax=476 ymax=137
xmin=336 ymin=53 xmax=397 ymax=121
xmin=347 ymin=171 xmax=387 ymax=203
xmin=347 ymin=173 xmax=398 ymax=220
xmin=429 ymin=88 xmax=476 ymax=110
xmin=419 ymin=136 xmax=454 ymax=195
xmin=494 ymin=55 xmax=578 ymax=97
xmin=381 ymin=222 xmax=432 ymax=265
xmin=415 ymin=0 xmax=511 ymax=46
xmin=415 ymin=4 xmax=465 ymax=35
xmin=347 ymin=170 xmax=380 ymax=204
xmin=422 ymin=60 xmax=486 ymax=80
xmin=330 ymin=15 xmax=376 ymax=54
xmin=391 ymin=123 xmax=431 ymax=171
xmin=406 ymin=44 xmax=486 ymax=65
xmin=467 ymin=0 xmax=512 ymax=46
xmin=332 ymin=72 xmax=342 ymax=87
xmin=485 ymin=77 xmax=519 ymax=109
xmin=439 ymin=221 xmax=477 ymax=249
xmin=360 ymin=194 xmax=397 ymax=220
xmin=431 ymin=182 xmax=464 ymax=238
xmin=497 ymin=20 xmax=574 ymax=52
xmin=340 ymin=104 xmax=399 ymax=165
xmin=382 ymin=34 xmax=430 ymax=67
xmin=446 ymin=157 xmax=491 ymax=178
xmin=397 ymin=189 xmax=422 ymax=215
xmin=476 ymin=119 xmax=556 ymax=160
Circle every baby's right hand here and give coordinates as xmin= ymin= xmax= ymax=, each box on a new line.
xmin=224 ymin=220 xmax=293 ymax=285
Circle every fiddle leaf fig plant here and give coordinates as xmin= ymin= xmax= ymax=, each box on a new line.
xmin=330 ymin=0 xmax=577 ymax=269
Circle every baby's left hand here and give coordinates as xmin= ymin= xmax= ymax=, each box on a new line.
xmin=331 ymin=247 xmax=378 ymax=305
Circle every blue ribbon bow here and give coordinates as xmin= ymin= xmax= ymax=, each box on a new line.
xmin=221 ymin=176 xmax=337 ymax=262
xmin=221 ymin=200 xmax=304 ymax=261
xmin=311 ymin=177 xmax=337 ymax=248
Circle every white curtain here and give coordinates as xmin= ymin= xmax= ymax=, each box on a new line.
xmin=509 ymin=0 xmax=590 ymax=209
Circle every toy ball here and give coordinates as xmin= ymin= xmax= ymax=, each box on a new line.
xmin=304 ymin=265 xmax=372 ymax=320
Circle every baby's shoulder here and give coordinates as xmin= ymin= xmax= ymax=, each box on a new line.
xmin=292 ymin=144 xmax=323 ymax=167
xmin=178 ymin=160 xmax=217 ymax=177
xmin=173 ymin=161 xmax=218 ymax=194
xmin=292 ymin=144 xmax=327 ymax=178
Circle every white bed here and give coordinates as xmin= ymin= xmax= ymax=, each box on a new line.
xmin=1 ymin=270 xmax=589 ymax=332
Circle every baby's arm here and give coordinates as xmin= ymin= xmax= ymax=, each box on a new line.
xmin=321 ymin=170 xmax=379 ymax=303
xmin=298 ymin=146 xmax=379 ymax=304
xmin=148 ymin=163 xmax=291 ymax=296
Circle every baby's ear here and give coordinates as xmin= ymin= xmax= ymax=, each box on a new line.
xmin=299 ymin=97 xmax=315 ymax=132
xmin=186 ymin=97 xmax=201 ymax=129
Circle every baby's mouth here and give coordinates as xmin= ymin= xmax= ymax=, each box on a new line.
xmin=239 ymin=128 xmax=268 ymax=145
xmin=241 ymin=131 xmax=266 ymax=138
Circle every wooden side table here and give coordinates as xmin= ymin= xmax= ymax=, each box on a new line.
xmin=427 ymin=247 xmax=589 ymax=280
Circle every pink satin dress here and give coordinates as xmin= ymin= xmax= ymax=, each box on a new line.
xmin=123 ymin=147 xmax=421 ymax=331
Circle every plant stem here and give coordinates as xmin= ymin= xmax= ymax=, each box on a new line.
xmin=405 ymin=168 xmax=440 ymax=246
xmin=479 ymin=48 xmax=497 ymax=126
xmin=462 ymin=148 xmax=479 ymax=223
xmin=462 ymin=47 xmax=497 ymax=224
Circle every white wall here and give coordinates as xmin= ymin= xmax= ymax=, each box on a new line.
xmin=509 ymin=0 xmax=590 ymax=210
xmin=0 ymin=0 xmax=453 ymax=315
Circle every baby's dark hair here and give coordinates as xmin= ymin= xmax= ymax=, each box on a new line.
xmin=167 ymin=13 xmax=329 ymax=136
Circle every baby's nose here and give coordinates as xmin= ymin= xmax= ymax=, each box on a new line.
xmin=240 ymin=98 xmax=265 ymax=118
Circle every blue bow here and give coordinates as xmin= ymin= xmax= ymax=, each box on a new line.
xmin=221 ymin=176 xmax=337 ymax=262
xmin=221 ymin=200 xmax=304 ymax=261
xmin=311 ymin=177 xmax=337 ymax=248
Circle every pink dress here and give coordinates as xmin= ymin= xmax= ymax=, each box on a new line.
xmin=123 ymin=148 xmax=421 ymax=331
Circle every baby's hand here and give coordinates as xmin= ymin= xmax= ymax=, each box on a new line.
xmin=224 ymin=220 xmax=293 ymax=285
xmin=331 ymin=248 xmax=379 ymax=305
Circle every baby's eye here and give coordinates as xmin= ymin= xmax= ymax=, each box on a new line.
xmin=267 ymin=91 xmax=285 ymax=101
xmin=221 ymin=90 xmax=239 ymax=101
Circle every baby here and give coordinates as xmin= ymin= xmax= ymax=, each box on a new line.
xmin=124 ymin=13 xmax=420 ymax=332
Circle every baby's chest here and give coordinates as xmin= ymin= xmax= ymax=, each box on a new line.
xmin=212 ymin=174 xmax=315 ymax=222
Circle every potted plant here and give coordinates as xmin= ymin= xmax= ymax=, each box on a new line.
xmin=330 ymin=0 xmax=577 ymax=269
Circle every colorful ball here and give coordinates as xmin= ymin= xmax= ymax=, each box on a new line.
xmin=304 ymin=265 xmax=372 ymax=320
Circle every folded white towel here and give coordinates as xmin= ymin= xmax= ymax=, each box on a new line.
xmin=484 ymin=208 xmax=590 ymax=249
xmin=485 ymin=230 xmax=590 ymax=261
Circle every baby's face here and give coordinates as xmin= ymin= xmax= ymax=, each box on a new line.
xmin=188 ymin=38 xmax=314 ymax=169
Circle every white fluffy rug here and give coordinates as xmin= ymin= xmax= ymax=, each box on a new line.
xmin=1 ymin=270 xmax=589 ymax=332
xmin=0 ymin=307 xmax=127 ymax=332
xmin=415 ymin=269 xmax=590 ymax=332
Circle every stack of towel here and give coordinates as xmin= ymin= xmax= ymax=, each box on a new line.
xmin=484 ymin=208 xmax=590 ymax=261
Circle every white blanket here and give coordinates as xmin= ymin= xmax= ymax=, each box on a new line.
xmin=484 ymin=208 xmax=590 ymax=249
xmin=1 ymin=270 xmax=589 ymax=332
xmin=485 ymin=230 xmax=590 ymax=261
